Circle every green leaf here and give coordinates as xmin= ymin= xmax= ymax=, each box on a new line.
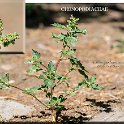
xmin=59 ymin=95 xmax=67 ymax=103
xmin=27 ymin=65 xmax=42 ymax=74
xmin=52 ymin=33 xmax=66 ymax=41
xmin=75 ymin=29 xmax=87 ymax=35
xmin=44 ymin=79 xmax=54 ymax=88
xmin=91 ymin=83 xmax=103 ymax=90
xmin=26 ymin=50 xmax=43 ymax=74
xmin=24 ymin=88 xmax=36 ymax=95
xmin=77 ymin=61 xmax=86 ymax=71
xmin=70 ymin=57 xmax=79 ymax=66
xmin=0 ymin=19 xmax=19 ymax=47
xmin=0 ymin=73 xmax=10 ymax=90
xmin=32 ymin=49 xmax=41 ymax=60
xmin=38 ymin=85 xmax=47 ymax=89
xmin=46 ymin=92 xmax=52 ymax=98
xmin=23 ymin=85 xmax=44 ymax=95
xmin=38 ymin=75 xmax=45 ymax=79
xmin=49 ymin=97 xmax=58 ymax=106
xmin=1 ymin=32 xmax=19 ymax=47
xmin=55 ymin=105 xmax=65 ymax=111
xmin=56 ymin=75 xmax=67 ymax=81
xmin=66 ymin=36 xmax=78 ymax=46
xmin=51 ymin=23 xmax=66 ymax=29
xmin=25 ymin=60 xmax=34 ymax=64
xmin=88 ymin=75 xmax=103 ymax=90
xmin=78 ymin=69 xmax=88 ymax=79
xmin=66 ymin=50 xmax=75 ymax=55
xmin=48 ymin=61 xmax=55 ymax=72
xmin=48 ymin=95 xmax=66 ymax=106
xmin=90 ymin=75 xmax=96 ymax=83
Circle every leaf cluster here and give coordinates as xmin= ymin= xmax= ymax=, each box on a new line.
xmin=111 ymin=39 xmax=124 ymax=53
xmin=52 ymin=15 xmax=87 ymax=47
xmin=0 ymin=73 xmax=10 ymax=90
xmin=0 ymin=19 xmax=19 ymax=47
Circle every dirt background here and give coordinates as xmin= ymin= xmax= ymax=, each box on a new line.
xmin=0 ymin=0 xmax=25 ymax=53
xmin=0 ymin=3 xmax=124 ymax=123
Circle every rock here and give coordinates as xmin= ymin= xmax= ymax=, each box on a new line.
xmin=90 ymin=109 xmax=124 ymax=122
xmin=0 ymin=98 xmax=34 ymax=121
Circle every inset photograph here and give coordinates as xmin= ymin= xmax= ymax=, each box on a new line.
xmin=0 ymin=0 xmax=25 ymax=53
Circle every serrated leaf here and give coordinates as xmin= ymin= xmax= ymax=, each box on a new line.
xmin=76 ymin=29 xmax=87 ymax=35
xmin=48 ymin=61 xmax=55 ymax=72
xmin=46 ymin=92 xmax=52 ymax=98
xmin=77 ymin=61 xmax=86 ymax=71
xmin=51 ymin=23 xmax=66 ymax=29
xmin=32 ymin=49 xmax=41 ymax=60
xmin=55 ymin=105 xmax=65 ymax=111
xmin=24 ymin=88 xmax=36 ymax=95
xmin=25 ymin=60 xmax=34 ymax=64
xmin=70 ymin=57 xmax=78 ymax=66
xmin=78 ymin=69 xmax=88 ymax=79
xmin=24 ymin=85 xmax=45 ymax=95
xmin=1 ymin=32 xmax=19 ymax=47
xmin=52 ymin=33 xmax=66 ymax=41
xmin=49 ymin=97 xmax=58 ymax=106
xmin=27 ymin=65 xmax=42 ymax=74
xmin=66 ymin=50 xmax=75 ymax=55
xmin=90 ymin=75 xmax=96 ymax=83
xmin=59 ymin=95 xmax=66 ymax=103
xmin=38 ymin=75 xmax=45 ymax=79
xmin=65 ymin=36 xmax=78 ymax=46
xmin=43 ymin=78 xmax=54 ymax=88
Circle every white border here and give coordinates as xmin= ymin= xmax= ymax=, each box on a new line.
xmin=26 ymin=0 xmax=124 ymax=3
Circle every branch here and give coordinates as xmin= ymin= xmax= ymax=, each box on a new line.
xmin=41 ymin=63 xmax=47 ymax=70
xmin=8 ymin=84 xmax=49 ymax=108
xmin=54 ymin=69 xmax=72 ymax=89
xmin=55 ymin=54 xmax=62 ymax=71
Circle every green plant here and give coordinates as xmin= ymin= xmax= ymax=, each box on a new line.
xmin=111 ymin=39 xmax=124 ymax=53
xmin=0 ymin=19 xmax=19 ymax=48
xmin=0 ymin=15 xmax=102 ymax=122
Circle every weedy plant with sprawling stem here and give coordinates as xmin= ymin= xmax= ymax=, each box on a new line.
xmin=0 ymin=15 xmax=102 ymax=122
xmin=0 ymin=19 xmax=19 ymax=48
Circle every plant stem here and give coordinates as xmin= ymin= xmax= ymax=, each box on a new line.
xmin=8 ymin=84 xmax=49 ymax=108
xmin=55 ymin=54 xmax=62 ymax=71
xmin=41 ymin=63 xmax=47 ymax=70
xmin=55 ymin=69 xmax=72 ymax=88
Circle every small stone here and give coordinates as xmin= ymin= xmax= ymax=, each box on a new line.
xmin=0 ymin=98 xmax=34 ymax=120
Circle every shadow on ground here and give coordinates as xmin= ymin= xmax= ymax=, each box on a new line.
xmin=86 ymin=98 xmax=119 ymax=113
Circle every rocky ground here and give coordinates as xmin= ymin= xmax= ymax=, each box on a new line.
xmin=0 ymin=11 xmax=124 ymax=123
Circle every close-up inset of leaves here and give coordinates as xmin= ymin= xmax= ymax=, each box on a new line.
xmin=0 ymin=19 xmax=19 ymax=48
